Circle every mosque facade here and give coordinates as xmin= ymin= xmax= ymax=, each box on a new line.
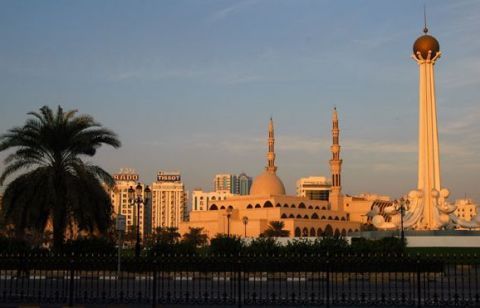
xmin=178 ymin=111 xmax=361 ymax=238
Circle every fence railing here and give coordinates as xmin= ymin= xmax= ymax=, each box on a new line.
xmin=0 ymin=253 xmax=479 ymax=306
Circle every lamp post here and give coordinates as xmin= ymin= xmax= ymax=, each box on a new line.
xmin=226 ymin=207 xmax=233 ymax=237
xmin=128 ymin=184 xmax=151 ymax=258
xmin=394 ymin=197 xmax=410 ymax=243
xmin=242 ymin=216 xmax=249 ymax=237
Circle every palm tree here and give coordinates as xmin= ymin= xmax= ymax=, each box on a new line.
xmin=0 ymin=106 xmax=120 ymax=248
xmin=182 ymin=227 xmax=208 ymax=247
xmin=154 ymin=226 xmax=181 ymax=245
xmin=262 ymin=221 xmax=290 ymax=237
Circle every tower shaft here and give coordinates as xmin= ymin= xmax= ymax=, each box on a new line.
xmin=329 ymin=108 xmax=343 ymax=210
xmin=266 ymin=117 xmax=277 ymax=173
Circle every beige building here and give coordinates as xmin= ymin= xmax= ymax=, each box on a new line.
xmin=454 ymin=199 xmax=477 ymax=223
xmin=109 ymin=169 xmax=149 ymax=235
xmin=191 ymin=188 xmax=237 ymax=212
xmin=180 ymin=114 xmax=361 ymax=238
xmin=151 ymin=171 xmax=187 ymax=229
xmin=296 ymin=176 xmax=331 ymax=201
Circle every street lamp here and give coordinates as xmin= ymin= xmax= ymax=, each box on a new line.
xmin=242 ymin=216 xmax=249 ymax=237
xmin=128 ymin=183 xmax=151 ymax=258
xmin=393 ymin=197 xmax=410 ymax=243
xmin=226 ymin=207 xmax=233 ymax=237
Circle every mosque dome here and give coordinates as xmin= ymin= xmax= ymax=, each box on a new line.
xmin=413 ymin=34 xmax=440 ymax=60
xmin=250 ymin=170 xmax=286 ymax=196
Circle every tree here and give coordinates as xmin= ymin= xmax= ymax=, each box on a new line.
xmin=182 ymin=227 xmax=208 ymax=248
xmin=262 ymin=221 xmax=290 ymax=237
xmin=0 ymin=106 xmax=120 ymax=248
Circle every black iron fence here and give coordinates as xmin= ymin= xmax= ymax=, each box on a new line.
xmin=0 ymin=253 xmax=479 ymax=306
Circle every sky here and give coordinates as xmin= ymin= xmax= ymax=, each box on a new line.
xmin=1 ymin=0 xmax=480 ymax=202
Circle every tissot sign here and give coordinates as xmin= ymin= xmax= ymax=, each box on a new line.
xmin=157 ymin=174 xmax=181 ymax=182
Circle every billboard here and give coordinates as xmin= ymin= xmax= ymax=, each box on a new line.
xmin=157 ymin=172 xmax=181 ymax=182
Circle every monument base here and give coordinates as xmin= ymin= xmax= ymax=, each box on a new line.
xmin=349 ymin=230 xmax=480 ymax=247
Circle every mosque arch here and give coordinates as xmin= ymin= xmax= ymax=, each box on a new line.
xmin=302 ymin=228 xmax=309 ymax=237
xmin=310 ymin=228 xmax=316 ymax=237
xmin=255 ymin=204 xmax=261 ymax=208
xmin=314 ymin=206 xmax=320 ymax=210
xmin=289 ymin=214 xmax=295 ymax=218
xmin=341 ymin=217 xmax=346 ymax=221
xmin=220 ymin=206 xmax=225 ymax=210
xmin=348 ymin=229 xmax=353 ymax=234
xmin=296 ymin=214 xmax=302 ymax=219
xmin=308 ymin=205 xmax=313 ymax=209
xmin=294 ymin=227 xmax=301 ymax=237
xmin=264 ymin=201 xmax=273 ymax=208
xmin=291 ymin=204 xmax=296 ymax=208
xmin=247 ymin=204 xmax=253 ymax=209
xmin=321 ymin=216 xmax=326 ymax=220
xmin=303 ymin=214 xmax=309 ymax=219
xmin=341 ymin=229 xmax=347 ymax=237
xmin=228 ymin=205 xmax=233 ymax=210
xmin=334 ymin=216 xmax=339 ymax=221
xmin=354 ymin=229 xmax=359 ymax=232
xmin=322 ymin=206 xmax=327 ymax=210
xmin=281 ymin=213 xmax=288 ymax=218
xmin=311 ymin=213 xmax=319 ymax=219
xmin=211 ymin=197 xmax=216 ymax=201
xmin=334 ymin=229 xmax=341 ymax=237
xmin=209 ymin=204 xmax=218 ymax=211
xmin=328 ymin=216 xmax=333 ymax=220
xmin=283 ymin=204 xmax=289 ymax=208
xmin=317 ymin=228 xmax=323 ymax=237
xmin=299 ymin=203 xmax=306 ymax=209
xmin=276 ymin=203 xmax=281 ymax=208
xmin=324 ymin=225 xmax=334 ymax=236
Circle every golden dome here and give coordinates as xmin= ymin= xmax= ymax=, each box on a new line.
xmin=413 ymin=34 xmax=440 ymax=60
xmin=249 ymin=170 xmax=286 ymax=196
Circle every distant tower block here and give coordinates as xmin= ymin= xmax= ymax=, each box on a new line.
xmin=412 ymin=25 xmax=442 ymax=229
xmin=329 ymin=107 xmax=343 ymax=211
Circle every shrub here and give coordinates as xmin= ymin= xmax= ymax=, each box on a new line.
xmin=209 ymin=234 xmax=244 ymax=255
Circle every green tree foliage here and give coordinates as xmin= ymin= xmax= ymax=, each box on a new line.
xmin=209 ymin=234 xmax=244 ymax=255
xmin=261 ymin=221 xmax=290 ymax=237
xmin=351 ymin=237 xmax=406 ymax=254
xmin=244 ymin=237 xmax=281 ymax=255
xmin=0 ymin=106 xmax=121 ymax=248
xmin=62 ymin=236 xmax=116 ymax=254
xmin=182 ymin=227 xmax=208 ymax=248
xmin=150 ymin=227 xmax=182 ymax=254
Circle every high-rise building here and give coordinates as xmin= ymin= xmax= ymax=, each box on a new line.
xmin=214 ymin=174 xmax=238 ymax=194
xmin=109 ymin=168 xmax=150 ymax=236
xmin=237 ymin=173 xmax=252 ymax=195
xmin=296 ymin=176 xmax=331 ymax=201
xmin=151 ymin=171 xmax=186 ymax=229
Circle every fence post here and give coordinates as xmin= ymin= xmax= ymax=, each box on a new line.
xmin=237 ymin=254 xmax=242 ymax=308
xmin=416 ymin=254 xmax=421 ymax=308
xmin=326 ymin=253 xmax=330 ymax=308
xmin=152 ymin=257 xmax=157 ymax=308
xmin=68 ymin=253 xmax=75 ymax=307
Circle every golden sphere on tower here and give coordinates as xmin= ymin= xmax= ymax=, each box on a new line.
xmin=413 ymin=34 xmax=440 ymax=60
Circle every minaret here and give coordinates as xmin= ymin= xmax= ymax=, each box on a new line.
xmin=412 ymin=18 xmax=442 ymax=229
xmin=329 ymin=107 xmax=343 ymax=210
xmin=266 ymin=117 xmax=277 ymax=173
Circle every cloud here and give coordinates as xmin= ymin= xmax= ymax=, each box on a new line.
xmin=208 ymin=0 xmax=258 ymax=22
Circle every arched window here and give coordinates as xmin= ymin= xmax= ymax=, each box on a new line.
xmin=341 ymin=229 xmax=347 ymax=237
xmin=321 ymin=206 xmax=327 ymax=210
xmin=228 ymin=205 xmax=233 ymax=210
xmin=334 ymin=216 xmax=339 ymax=221
xmin=220 ymin=206 xmax=225 ymax=210
xmin=311 ymin=213 xmax=319 ymax=219
xmin=283 ymin=204 xmax=289 ymax=208
xmin=211 ymin=197 xmax=216 ymax=201
xmin=302 ymin=228 xmax=308 ymax=237
xmin=348 ymin=229 xmax=353 ymax=234
xmin=281 ymin=213 xmax=287 ymax=218
xmin=303 ymin=214 xmax=309 ymax=219
xmin=255 ymin=204 xmax=261 ymax=208
xmin=291 ymin=204 xmax=296 ymax=208
xmin=321 ymin=216 xmax=326 ymax=220
xmin=247 ymin=204 xmax=253 ymax=209
xmin=264 ymin=201 xmax=273 ymax=208
xmin=341 ymin=217 xmax=346 ymax=221
xmin=308 ymin=205 xmax=313 ymax=209
xmin=310 ymin=228 xmax=316 ymax=237
xmin=299 ymin=203 xmax=306 ymax=209
xmin=328 ymin=216 xmax=333 ymax=220
xmin=315 ymin=206 xmax=320 ymax=210
xmin=317 ymin=228 xmax=323 ymax=237
xmin=296 ymin=214 xmax=302 ymax=219
xmin=209 ymin=204 xmax=218 ymax=211
xmin=324 ymin=225 xmax=333 ymax=236
xmin=289 ymin=214 xmax=295 ymax=218
xmin=294 ymin=227 xmax=301 ymax=237
xmin=334 ymin=229 xmax=341 ymax=237
xmin=276 ymin=203 xmax=281 ymax=208
xmin=354 ymin=229 xmax=359 ymax=232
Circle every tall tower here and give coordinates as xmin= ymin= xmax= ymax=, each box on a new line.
xmin=412 ymin=21 xmax=442 ymax=229
xmin=329 ymin=107 xmax=343 ymax=210
xmin=267 ymin=117 xmax=277 ymax=173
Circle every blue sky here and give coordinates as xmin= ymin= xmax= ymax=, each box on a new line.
xmin=1 ymin=0 xmax=480 ymax=201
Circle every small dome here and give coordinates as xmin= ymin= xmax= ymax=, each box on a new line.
xmin=250 ymin=171 xmax=286 ymax=196
xmin=413 ymin=34 xmax=440 ymax=60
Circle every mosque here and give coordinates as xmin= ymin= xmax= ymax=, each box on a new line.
xmin=178 ymin=109 xmax=361 ymax=238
